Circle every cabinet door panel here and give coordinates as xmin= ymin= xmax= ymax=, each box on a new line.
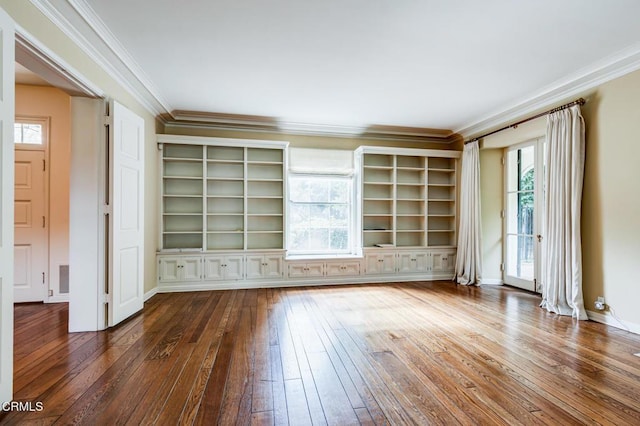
xmin=397 ymin=253 xmax=415 ymax=273
xmin=204 ymin=257 xmax=224 ymax=281
xmin=365 ymin=254 xmax=383 ymax=275
xmin=342 ymin=262 xmax=360 ymax=276
xmin=325 ymin=263 xmax=343 ymax=276
xmin=381 ymin=253 xmax=396 ymax=274
xmin=181 ymin=257 xmax=202 ymax=281
xmin=288 ymin=264 xmax=307 ymax=278
xmin=245 ymin=256 xmax=264 ymax=279
xmin=225 ymin=256 xmax=244 ymax=280
xmin=306 ymin=263 xmax=325 ymax=277
xmin=264 ymin=256 xmax=284 ymax=278
xmin=159 ymin=258 xmax=180 ymax=282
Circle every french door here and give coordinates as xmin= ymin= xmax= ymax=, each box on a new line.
xmin=504 ymin=138 xmax=544 ymax=292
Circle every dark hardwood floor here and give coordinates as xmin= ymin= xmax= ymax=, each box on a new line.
xmin=3 ymin=281 xmax=640 ymax=425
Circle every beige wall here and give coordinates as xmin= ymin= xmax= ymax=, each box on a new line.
xmin=2 ymin=1 xmax=158 ymax=294
xmin=478 ymin=69 xmax=640 ymax=329
xmin=15 ymin=84 xmax=70 ymax=299
xmin=581 ymin=70 xmax=640 ymax=328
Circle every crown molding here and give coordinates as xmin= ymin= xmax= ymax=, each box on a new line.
xmin=456 ymin=41 xmax=640 ymax=139
xmin=29 ymin=0 xmax=172 ymax=118
xmin=165 ymin=111 xmax=457 ymax=142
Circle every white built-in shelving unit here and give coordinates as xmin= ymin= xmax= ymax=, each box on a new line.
xmin=357 ymin=146 xmax=459 ymax=249
xmin=159 ymin=136 xmax=287 ymax=252
xmin=157 ymin=136 xmax=461 ymax=292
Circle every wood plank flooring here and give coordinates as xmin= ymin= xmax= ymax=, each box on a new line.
xmin=3 ymin=281 xmax=640 ymax=425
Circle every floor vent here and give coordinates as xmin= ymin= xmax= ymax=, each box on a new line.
xmin=60 ymin=265 xmax=69 ymax=294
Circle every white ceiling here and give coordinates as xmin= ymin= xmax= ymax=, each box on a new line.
xmin=66 ymin=0 xmax=640 ymax=135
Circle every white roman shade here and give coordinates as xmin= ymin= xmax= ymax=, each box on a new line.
xmin=289 ymin=147 xmax=354 ymax=175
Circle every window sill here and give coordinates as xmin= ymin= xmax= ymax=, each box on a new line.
xmin=285 ymin=253 xmax=363 ymax=261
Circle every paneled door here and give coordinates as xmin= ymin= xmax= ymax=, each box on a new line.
xmin=504 ymin=139 xmax=544 ymax=292
xmin=108 ymin=101 xmax=145 ymax=327
xmin=14 ymin=150 xmax=47 ymax=302
xmin=0 ymin=3 xmax=16 ymax=404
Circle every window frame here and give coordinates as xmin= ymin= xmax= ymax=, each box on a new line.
xmin=286 ymin=173 xmax=357 ymax=257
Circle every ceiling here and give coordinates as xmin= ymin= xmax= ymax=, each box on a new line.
xmin=41 ymin=0 xmax=640 ymax=137
xmin=15 ymin=62 xmax=51 ymax=86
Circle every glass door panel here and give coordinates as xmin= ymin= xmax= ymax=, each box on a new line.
xmin=504 ymin=143 xmax=536 ymax=291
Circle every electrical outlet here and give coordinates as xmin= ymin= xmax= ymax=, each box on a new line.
xmin=594 ymin=296 xmax=606 ymax=311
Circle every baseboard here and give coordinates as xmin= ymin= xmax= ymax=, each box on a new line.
xmin=587 ymin=310 xmax=640 ymax=335
xmin=144 ymin=287 xmax=158 ymax=302
xmin=480 ymin=278 xmax=503 ymax=285
xmin=46 ymin=295 xmax=70 ymax=303
xmin=157 ymin=274 xmax=456 ymax=293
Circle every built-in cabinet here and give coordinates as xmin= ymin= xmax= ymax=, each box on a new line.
xmin=157 ymin=136 xmax=460 ymax=291
xmin=246 ymin=254 xmax=284 ymax=279
xmin=158 ymin=256 xmax=202 ymax=283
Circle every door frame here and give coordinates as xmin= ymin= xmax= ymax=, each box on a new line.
xmin=14 ymin=115 xmax=50 ymax=302
xmin=503 ymin=137 xmax=544 ymax=292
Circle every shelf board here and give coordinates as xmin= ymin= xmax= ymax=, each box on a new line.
xmin=247 ymin=161 xmax=283 ymax=165
xmin=363 ymin=229 xmax=392 ymax=233
xmin=163 ymin=157 xmax=203 ymax=162
xmin=163 ymin=176 xmax=203 ymax=180
xmin=363 ymin=197 xmax=393 ymax=201
xmin=247 ymin=178 xmax=283 ymax=182
xmin=246 ymin=196 xmax=283 ymax=199
xmin=428 ymin=168 xmax=455 ymax=172
xmin=247 ymin=230 xmax=283 ymax=234
xmin=247 ymin=213 xmax=283 ymax=217
xmin=363 ymin=165 xmax=393 ymax=170
xmin=363 ymin=181 xmax=393 ymax=185
xmin=363 ymin=214 xmax=393 ymax=217
xmin=427 ymin=199 xmax=455 ymax=202
xmin=163 ymin=231 xmax=203 ymax=235
xmin=396 ymin=182 xmax=425 ymax=186
xmin=163 ymin=194 xmax=203 ymax=198
xmin=206 ymin=159 xmax=244 ymax=164
xmin=397 ymin=230 xmax=425 ymax=233
xmin=396 ymin=198 xmax=425 ymax=202
xmin=163 ymin=213 xmax=203 ymax=216
xmin=396 ymin=166 xmax=424 ymax=171
xmin=427 ymin=214 xmax=455 ymax=217
xmin=207 ymin=195 xmax=244 ymax=198
xmin=206 ymin=231 xmax=244 ymax=234
xmin=397 ymin=214 xmax=423 ymax=217
xmin=427 ymin=183 xmax=455 ymax=187
xmin=206 ymin=177 xmax=244 ymax=181
xmin=207 ymin=213 xmax=244 ymax=216
xmin=427 ymin=229 xmax=455 ymax=232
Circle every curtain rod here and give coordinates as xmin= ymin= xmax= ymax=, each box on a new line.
xmin=464 ymin=97 xmax=586 ymax=145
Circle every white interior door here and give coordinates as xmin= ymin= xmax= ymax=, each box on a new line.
xmin=504 ymin=139 xmax=544 ymax=292
xmin=108 ymin=100 xmax=145 ymax=327
xmin=0 ymin=4 xmax=16 ymax=403
xmin=14 ymin=150 xmax=47 ymax=302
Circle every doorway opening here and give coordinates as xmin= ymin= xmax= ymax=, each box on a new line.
xmin=13 ymin=116 xmax=50 ymax=303
xmin=503 ymin=137 xmax=545 ymax=292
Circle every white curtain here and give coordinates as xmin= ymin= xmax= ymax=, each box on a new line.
xmin=455 ymin=140 xmax=482 ymax=285
xmin=540 ymin=105 xmax=587 ymax=320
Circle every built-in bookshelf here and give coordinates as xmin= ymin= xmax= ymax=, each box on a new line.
xmin=357 ymin=147 xmax=459 ymax=249
xmin=159 ymin=136 xmax=287 ymax=251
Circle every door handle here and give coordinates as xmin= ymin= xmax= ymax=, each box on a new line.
xmin=537 ymin=235 xmax=542 ymax=242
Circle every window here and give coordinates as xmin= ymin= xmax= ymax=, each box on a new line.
xmin=288 ymin=175 xmax=354 ymax=255
xmin=14 ymin=122 xmax=43 ymax=145
xmin=14 ymin=117 xmax=48 ymax=149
